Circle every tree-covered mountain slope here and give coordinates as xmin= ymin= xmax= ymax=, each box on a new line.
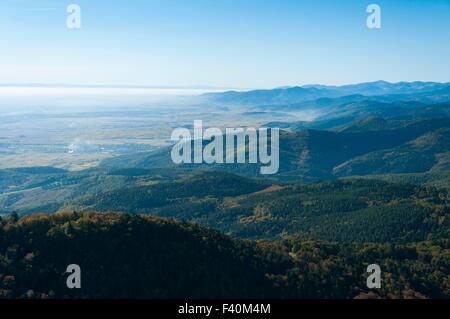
xmin=1 ymin=118 xmax=449 ymax=216
xmin=65 ymin=176 xmax=449 ymax=243
xmin=333 ymin=128 xmax=450 ymax=176
xmin=0 ymin=212 xmax=448 ymax=299
xmin=100 ymin=117 xmax=450 ymax=181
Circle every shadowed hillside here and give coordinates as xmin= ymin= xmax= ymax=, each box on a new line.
xmin=0 ymin=212 xmax=448 ymax=299
xmin=99 ymin=117 xmax=450 ymax=181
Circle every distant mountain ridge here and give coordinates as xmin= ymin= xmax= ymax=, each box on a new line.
xmin=203 ymin=81 xmax=450 ymax=107
xmin=307 ymin=80 xmax=450 ymax=96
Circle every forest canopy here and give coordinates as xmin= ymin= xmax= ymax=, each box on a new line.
xmin=0 ymin=212 xmax=448 ymax=299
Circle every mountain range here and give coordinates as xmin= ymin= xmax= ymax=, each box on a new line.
xmin=1 ymin=81 xmax=449 ymax=299
xmin=202 ymin=81 xmax=450 ymax=107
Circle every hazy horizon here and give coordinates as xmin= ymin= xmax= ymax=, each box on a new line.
xmin=1 ymin=79 xmax=449 ymax=94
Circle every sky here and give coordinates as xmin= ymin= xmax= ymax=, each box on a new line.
xmin=0 ymin=0 xmax=449 ymax=89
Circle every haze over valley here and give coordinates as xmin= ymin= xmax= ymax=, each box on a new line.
xmin=1 ymin=80 xmax=449 ymax=299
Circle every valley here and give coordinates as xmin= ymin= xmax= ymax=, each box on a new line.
xmin=1 ymin=81 xmax=449 ymax=299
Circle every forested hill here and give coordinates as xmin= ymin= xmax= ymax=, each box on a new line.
xmin=0 ymin=212 xmax=448 ymax=299
xmin=99 ymin=117 xmax=450 ymax=181
xmin=67 ymin=176 xmax=449 ymax=243
xmin=1 ymin=168 xmax=448 ymax=243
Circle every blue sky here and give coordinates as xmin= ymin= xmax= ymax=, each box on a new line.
xmin=0 ymin=0 xmax=449 ymax=88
